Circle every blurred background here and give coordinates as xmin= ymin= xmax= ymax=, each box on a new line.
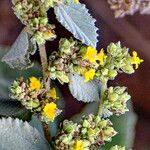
xmin=0 ymin=0 xmax=150 ymax=149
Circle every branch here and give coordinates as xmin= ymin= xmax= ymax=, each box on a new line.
xmin=38 ymin=44 xmax=51 ymax=143
xmin=38 ymin=44 xmax=50 ymax=90
xmin=42 ymin=122 xmax=51 ymax=143
xmin=97 ymin=81 xmax=107 ymax=117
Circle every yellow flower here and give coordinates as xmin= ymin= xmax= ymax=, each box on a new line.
xmin=85 ymin=47 xmax=107 ymax=65
xmin=97 ymin=48 xmax=107 ymax=65
xmin=85 ymin=46 xmax=97 ymax=63
xmin=74 ymin=140 xmax=84 ymax=150
xmin=43 ymin=102 xmax=57 ymax=120
xmin=49 ymin=88 xmax=59 ymax=99
xmin=74 ymin=0 xmax=79 ymax=3
xmin=131 ymin=51 xmax=144 ymax=69
xmin=84 ymin=69 xmax=96 ymax=82
xmin=43 ymin=30 xmax=54 ymax=40
xmin=29 ymin=77 xmax=41 ymax=90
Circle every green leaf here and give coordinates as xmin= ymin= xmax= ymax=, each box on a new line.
xmin=54 ymin=1 xmax=98 ymax=48
xmin=2 ymin=28 xmax=37 ymax=70
xmin=0 ymin=117 xmax=50 ymax=150
xmin=69 ymin=74 xmax=101 ymax=103
xmin=0 ymin=99 xmax=31 ymax=121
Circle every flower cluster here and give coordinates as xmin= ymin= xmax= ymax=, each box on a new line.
xmin=110 ymin=145 xmax=125 ymax=150
xmin=10 ymin=77 xmax=61 ymax=123
xmin=49 ymin=38 xmax=143 ymax=83
xmin=12 ymin=0 xmax=57 ymax=44
xmin=107 ymin=0 xmax=150 ymax=18
xmin=48 ymin=38 xmax=100 ymax=83
xmin=12 ymin=0 xmax=79 ymax=44
xmin=55 ymin=114 xmax=117 ymax=150
xmin=48 ymin=38 xmax=109 ymax=83
xmin=95 ymin=42 xmax=143 ymax=82
xmin=103 ymin=86 xmax=131 ymax=116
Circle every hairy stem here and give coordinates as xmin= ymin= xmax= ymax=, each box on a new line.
xmin=38 ymin=44 xmax=50 ymax=90
xmin=98 ymin=81 xmax=107 ymax=117
xmin=42 ymin=122 xmax=51 ymax=143
xmin=39 ymin=44 xmax=51 ymax=143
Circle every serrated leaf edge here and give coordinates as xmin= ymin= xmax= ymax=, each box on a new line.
xmin=54 ymin=2 xmax=99 ymax=48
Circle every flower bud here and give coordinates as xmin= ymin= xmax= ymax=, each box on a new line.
xmin=103 ymin=86 xmax=131 ymax=115
xmin=98 ymin=120 xmax=108 ymax=128
xmin=104 ymin=127 xmax=117 ymax=136
xmin=81 ymin=128 xmax=87 ymax=135
xmin=95 ymin=115 xmax=101 ymax=124
xmin=109 ymin=93 xmax=119 ymax=102
xmin=39 ymin=17 xmax=48 ymax=25
xmin=107 ymin=42 xmax=118 ymax=55
xmin=56 ymin=71 xmax=70 ymax=83
xmin=63 ymin=120 xmax=77 ymax=134
xmin=122 ymin=65 xmax=135 ymax=74
xmin=102 ymin=68 xmax=109 ymax=76
xmin=108 ymin=70 xmax=118 ymax=79
xmin=82 ymin=119 xmax=90 ymax=128
xmin=59 ymin=38 xmax=72 ymax=54
xmin=61 ymin=134 xmax=72 ymax=144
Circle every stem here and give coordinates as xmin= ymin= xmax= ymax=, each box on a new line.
xmin=97 ymin=81 xmax=107 ymax=117
xmin=38 ymin=44 xmax=51 ymax=143
xmin=38 ymin=44 xmax=50 ymax=90
xmin=42 ymin=122 xmax=51 ymax=143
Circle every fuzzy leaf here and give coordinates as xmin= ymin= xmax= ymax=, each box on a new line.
xmin=71 ymin=102 xmax=99 ymax=123
xmin=30 ymin=115 xmax=44 ymax=136
xmin=30 ymin=115 xmax=64 ymax=138
xmin=69 ymin=74 xmax=100 ymax=103
xmin=2 ymin=29 xmax=37 ymax=70
xmin=0 ymin=117 xmax=50 ymax=150
xmin=0 ymin=99 xmax=31 ymax=121
xmin=54 ymin=1 xmax=98 ymax=48
xmin=0 ymin=47 xmax=42 ymax=98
